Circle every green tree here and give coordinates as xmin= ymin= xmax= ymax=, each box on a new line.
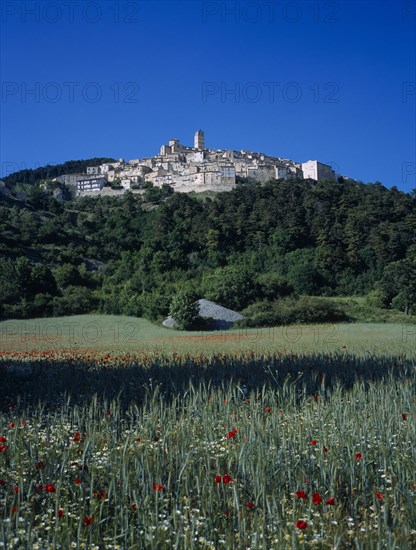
xmin=169 ymin=291 xmax=200 ymax=330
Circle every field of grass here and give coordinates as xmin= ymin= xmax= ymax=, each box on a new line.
xmin=1 ymin=315 xmax=416 ymax=548
xmin=1 ymin=315 xmax=416 ymax=358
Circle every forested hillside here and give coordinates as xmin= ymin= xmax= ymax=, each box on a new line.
xmin=1 ymin=178 xmax=415 ymax=324
xmin=2 ymin=158 xmax=116 ymax=187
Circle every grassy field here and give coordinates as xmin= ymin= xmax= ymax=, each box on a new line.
xmin=1 ymin=316 xmax=416 ymax=548
xmin=1 ymin=314 xmax=416 ymax=358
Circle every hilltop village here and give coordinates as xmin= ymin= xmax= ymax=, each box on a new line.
xmin=53 ymin=130 xmax=338 ymax=197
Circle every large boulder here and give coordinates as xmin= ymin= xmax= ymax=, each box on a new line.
xmin=163 ymin=299 xmax=244 ymax=330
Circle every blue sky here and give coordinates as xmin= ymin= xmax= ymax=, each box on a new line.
xmin=1 ymin=0 xmax=415 ymax=191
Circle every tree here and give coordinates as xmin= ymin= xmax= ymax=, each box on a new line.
xmin=378 ymin=258 xmax=416 ymax=314
xmin=169 ymin=291 xmax=200 ymax=330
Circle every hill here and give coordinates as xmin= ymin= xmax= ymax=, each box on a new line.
xmin=2 ymin=158 xmax=116 ymax=187
xmin=0 ymin=176 xmax=415 ymax=324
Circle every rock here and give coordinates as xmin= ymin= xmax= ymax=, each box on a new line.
xmin=163 ymin=299 xmax=244 ymax=330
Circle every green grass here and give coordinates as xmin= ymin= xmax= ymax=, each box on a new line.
xmin=1 ymin=315 xmax=416 ymax=547
xmin=1 ymin=351 xmax=416 ymax=548
xmin=1 ymin=314 xmax=416 ymax=358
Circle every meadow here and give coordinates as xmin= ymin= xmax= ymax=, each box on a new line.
xmin=1 ymin=316 xmax=416 ymax=549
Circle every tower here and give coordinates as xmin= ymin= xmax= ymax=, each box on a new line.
xmin=194 ymin=130 xmax=205 ymax=150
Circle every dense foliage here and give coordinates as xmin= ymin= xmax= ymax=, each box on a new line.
xmin=1 ymin=177 xmax=415 ymax=323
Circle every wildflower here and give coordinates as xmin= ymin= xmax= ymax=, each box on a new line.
xmin=227 ymin=428 xmax=237 ymax=439
xmin=215 ymin=475 xmax=222 ymax=484
xmin=323 ymin=446 xmax=329 ymax=453
xmin=295 ymin=520 xmax=308 ymax=529
xmin=12 ymin=507 xmax=17 ymax=514
xmin=93 ymin=490 xmax=106 ymax=500
xmin=83 ymin=516 xmax=94 ymax=525
xmin=295 ymin=490 xmax=308 ymax=499
xmin=131 ymin=503 xmax=137 ymax=511
xmin=58 ymin=509 xmax=64 ymax=519
xmin=224 ymin=509 xmax=230 ymax=516
xmin=45 ymin=484 xmax=56 ymax=493
xmin=74 ymin=478 xmax=81 ymax=484
xmin=8 ymin=422 xmax=14 ymax=428
xmin=153 ymin=483 xmax=163 ymax=491
xmin=313 ymin=395 xmax=318 ymax=402
xmin=0 ymin=445 xmax=7 ymax=453
xmin=375 ymin=492 xmax=383 ymax=501
xmin=0 ymin=437 xmax=6 ymax=443
xmin=402 ymin=413 xmax=407 ymax=421
xmin=355 ymin=452 xmax=362 ymax=461
xmin=72 ymin=432 xmax=81 ymax=443
xmin=309 ymin=439 xmax=317 ymax=446
xmin=13 ymin=486 xmax=18 ymax=494
xmin=264 ymin=407 xmax=271 ymax=413
xmin=246 ymin=502 xmax=254 ymax=509
xmin=223 ymin=474 xmax=233 ymax=484
xmin=325 ymin=497 xmax=335 ymax=505
xmin=312 ymin=492 xmax=323 ymax=505
xmin=21 ymin=421 xmax=27 ymax=427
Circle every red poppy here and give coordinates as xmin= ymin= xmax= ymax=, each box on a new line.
xmin=295 ymin=490 xmax=308 ymax=499
xmin=0 ymin=480 xmax=4 ymax=485
xmin=355 ymin=452 xmax=362 ymax=461
xmin=0 ymin=445 xmax=7 ymax=453
xmin=131 ymin=503 xmax=137 ymax=511
xmin=12 ymin=507 xmax=17 ymax=514
xmin=323 ymin=446 xmax=329 ymax=453
xmin=58 ymin=509 xmax=64 ymax=518
xmin=45 ymin=484 xmax=56 ymax=493
xmin=312 ymin=492 xmax=323 ymax=505
xmin=74 ymin=478 xmax=81 ymax=484
xmin=0 ymin=437 xmax=6 ymax=443
xmin=93 ymin=490 xmax=106 ymax=500
xmin=224 ymin=509 xmax=230 ymax=516
xmin=295 ymin=520 xmax=308 ymax=529
xmin=215 ymin=475 xmax=222 ymax=484
xmin=309 ymin=440 xmax=317 ymax=446
xmin=313 ymin=395 xmax=318 ymax=402
xmin=153 ymin=483 xmax=163 ymax=491
xmin=402 ymin=413 xmax=407 ymax=421
xmin=8 ymin=422 xmax=14 ymax=428
xmin=375 ymin=492 xmax=383 ymax=501
xmin=264 ymin=407 xmax=271 ymax=413
xmin=13 ymin=486 xmax=18 ymax=494
xmin=223 ymin=474 xmax=233 ymax=484
xmin=325 ymin=497 xmax=335 ymax=505
xmin=21 ymin=421 xmax=27 ymax=428
xmin=246 ymin=502 xmax=254 ymax=509
xmin=72 ymin=432 xmax=81 ymax=443
xmin=227 ymin=428 xmax=238 ymax=439
xmin=136 ymin=437 xmax=141 ymax=442
xmin=83 ymin=516 xmax=94 ymax=525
